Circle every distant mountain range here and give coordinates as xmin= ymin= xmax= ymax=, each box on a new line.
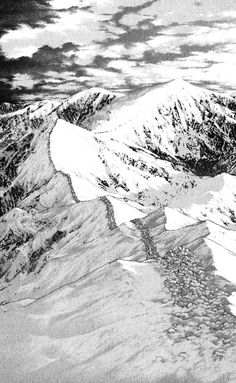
xmin=0 ymin=80 xmax=236 ymax=383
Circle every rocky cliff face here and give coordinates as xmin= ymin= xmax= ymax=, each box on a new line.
xmin=0 ymin=80 xmax=236 ymax=383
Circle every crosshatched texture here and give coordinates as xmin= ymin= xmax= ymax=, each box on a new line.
xmin=0 ymin=1 xmax=236 ymax=383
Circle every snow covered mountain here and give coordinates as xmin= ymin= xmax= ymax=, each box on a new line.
xmin=0 ymin=80 xmax=236 ymax=383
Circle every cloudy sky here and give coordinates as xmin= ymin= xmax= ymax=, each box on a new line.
xmin=0 ymin=0 xmax=236 ymax=103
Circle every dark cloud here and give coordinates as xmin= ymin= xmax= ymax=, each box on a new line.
xmin=142 ymin=50 xmax=182 ymax=63
xmin=190 ymin=17 xmax=236 ymax=27
xmin=140 ymin=42 xmax=221 ymax=64
xmin=0 ymin=43 xmax=89 ymax=103
xmin=0 ymin=43 xmax=80 ymax=77
xmin=102 ymin=19 xmax=166 ymax=48
xmin=180 ymin=43 xmax=221 ymax=55
xmin=0 ymin=0 xmax=235 ymax=102
xmin=194 ymin=1 xmax=202 ymax=6
xmin=110 ymin=0 xmax=157 ymax=27
xmin=0 ymin=33 xmax=225 ymax=103
xmin=0 ymin=1 xmax=90 ymax=38
xmin=91 ymin=55 xmax=121 ymax=73
xmin=0 ymin=0 xmax=58 ymax=38
xmin=0 ymin=48 xmax=16 ymax=102
xmin=0 ymin=1 xmax=98 ymax=102
xmin=99 ymin=2 xmax=164 ymax=50
xmin=15 ymin=43 xmax=84 ymax=74
xmin=0 ymin=79 xmax=19 ymax=104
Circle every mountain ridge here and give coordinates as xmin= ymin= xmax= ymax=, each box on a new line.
xmin=0 ymin=79 xmax=236 ymax=382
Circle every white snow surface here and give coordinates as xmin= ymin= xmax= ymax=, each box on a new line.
xmin=50 ymin=118 xmax=108 ymax=200
xmin=50 ymin=119 xmax=149 ymax=225
xmin=165 ymin=207 xmax=197 ymax=230
xmin=204 ymin=239 xmax=236 ymax=285
xmin=170 ymin=173 xmax=236 ymax=228
xmin=107 ymin=196 xmax=146 ymax=226
xmin=228 ymin=293 xmax=236 ymax=316
xmin=205 ymin=238 xmax=236 ymax=315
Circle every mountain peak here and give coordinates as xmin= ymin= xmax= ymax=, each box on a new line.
xmin=168 ymin=78 xmax=192 ymax=88
xmin=163 ymin=78 xmax=209 ymax=98
xmin=1 ymin=76 xmax=236 ymax=383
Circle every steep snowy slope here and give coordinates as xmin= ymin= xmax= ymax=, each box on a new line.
xmin=50 ymin=118 xmax=197 ymax=206
xmin=51 ymin=116 xmax=236 ymax=229
xmin=0 ymin=80 xmax=236 ymax=383
xmin=57 ymin=87 xmax=117 ymax=129
xmin=170 ymin=172 xmax=236 ymax=228
xmin=95 ymin=80 xmax=236 ymax=176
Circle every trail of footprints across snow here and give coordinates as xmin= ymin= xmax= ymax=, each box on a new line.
xmin=99 ymin=197 xmax=236 ymax=360
xmin=133 ymin=218 xmax=160 ymax=261
xmin=2 ymin=191 xmax=236 ymax=363
xmin=132 ymin=219 xmax=236 ymax=361
xmin=163 ymin=247 xmax=236 ymax=361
